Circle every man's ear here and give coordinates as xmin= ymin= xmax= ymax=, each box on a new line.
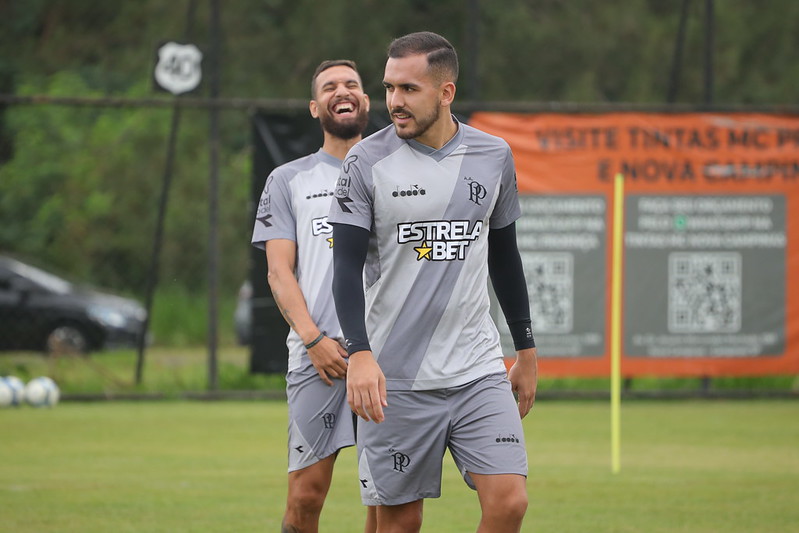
xmin=364 ymin=93 xmax=371 ymax=113
xmin=309 ymin=99 xmax=319 ymax=119
xmin=440 ymin=82 xmax=456 ymax=107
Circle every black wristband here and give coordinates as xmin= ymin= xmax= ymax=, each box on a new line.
xmin=304 ymin=333 xmax=325 ymax=350
xmin=507 ymin=319 xmax=535 ymax=350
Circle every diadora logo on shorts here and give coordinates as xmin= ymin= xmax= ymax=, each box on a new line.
xmin=397 ymin=219 xmax=483 ymax=261
xmin=389 ymin=448 xmax=411 ymax=473
xmin=312 ymin=216 xmax=333 ymax=237
xmin=495 ymin=433 xmax=521 ymax=444
xmin=391 ymin=184 xmax=426 ymax=198
xmin=321 ymin=412 xmax=336 ymax=429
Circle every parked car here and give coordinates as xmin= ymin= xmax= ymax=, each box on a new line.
xmin=0 ymin=255 xmax=147 ymax=355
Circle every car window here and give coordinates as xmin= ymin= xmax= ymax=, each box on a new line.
xmin=5 ymin=261 xmax=71 ymax=294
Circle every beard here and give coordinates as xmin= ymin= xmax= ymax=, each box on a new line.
xmin=319 ymin=105 xmax=369 ymax=140
xmin=392 ymin=102 xmax=440 ymax=140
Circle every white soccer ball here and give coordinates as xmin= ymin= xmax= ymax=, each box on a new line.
xmin=25 ymin=377 xmax=60 ymax=408
xmin=0 ymin=376 xmax=26 ymax=407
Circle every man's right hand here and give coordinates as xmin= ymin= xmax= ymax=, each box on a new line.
xmin=346 ymin=350 xmax=387 ymax=423
xmin=307 ymin=336 xmax=350 ymax=386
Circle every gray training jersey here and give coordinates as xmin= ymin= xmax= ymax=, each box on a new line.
xmin=251 ymin=149 xmax=343 ymax=374
xmin=328 ymin=118 xmax=521 ymax=391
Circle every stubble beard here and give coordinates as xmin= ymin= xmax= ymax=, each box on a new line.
xmin=393 ymin=103 xmax=441 ymax=140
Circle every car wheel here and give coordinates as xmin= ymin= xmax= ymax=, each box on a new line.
xmin=46 ymin=325 xmax=89 ymax=356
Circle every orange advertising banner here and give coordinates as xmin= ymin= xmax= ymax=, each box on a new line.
xmin=470 ymin=112 xmax=799 ymax=376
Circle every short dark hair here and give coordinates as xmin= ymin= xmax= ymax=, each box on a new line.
xmin=311 ymin=59 xmax=360 ymax=98
xmin=387 ymin=31 xmax=459 ymax=84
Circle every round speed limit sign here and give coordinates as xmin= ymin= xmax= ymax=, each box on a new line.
xmin=154 ymin=42 xmax=203 ymax=95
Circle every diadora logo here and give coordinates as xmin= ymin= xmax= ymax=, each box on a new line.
xmin=306 ymin=189 xmax=334 ymax=200
xmin=321 ymin=412 xmax=336 ymax=429
xmin=495 ymin=433 xmax=521 ymax=444
xmin=464 ymin=176 xmax=487 ymax=205
xmin=391 ymin=184 xmax=426 ymax=198
xmin=389 ymin=448 xmax=411 ymax=473
xmin=312 ymin=216 xmax=333 ymax=236
xmin=397 ymin=219 xmax=483 ymax=261
xmin=256 ymin=213 xmax=273 ymax=228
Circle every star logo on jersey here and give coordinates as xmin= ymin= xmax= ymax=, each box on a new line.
xmin=294 ymin=445 xmax=304 ymax=453
xmin=414 ymin=241 xmax=432 ymax=261
xmin=397 ymin=220 xmax=483 ymax=261
xmin=360 ymin=479 xmax=369 ymax=488
xmin=257 ymin=213 xmax=272 ymax=228
xmin=327 ymin=237 xmax=334 ymax=248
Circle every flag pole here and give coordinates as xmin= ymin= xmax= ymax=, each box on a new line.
xmin=611 ymin=172 xmax=625 ymax=474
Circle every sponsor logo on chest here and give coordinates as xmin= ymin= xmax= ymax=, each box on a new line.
xmin=397 ymin=219 xmax=483 ymax=261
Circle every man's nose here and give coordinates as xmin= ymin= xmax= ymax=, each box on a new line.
xmin=389 ymin=90 xmax=404 ymax=109
xmin=334 ymin=83 xmax=350 ymax=97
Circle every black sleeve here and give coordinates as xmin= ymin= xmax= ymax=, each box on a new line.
xmin=488 ymin=222 xmax=536 ymax=350
xmin=331 ymin=222 xmax=372 ymax=355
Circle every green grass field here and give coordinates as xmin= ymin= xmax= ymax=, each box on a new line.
xmin=2 ymin=399 xmax=797 ymax=532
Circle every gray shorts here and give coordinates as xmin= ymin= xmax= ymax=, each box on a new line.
xmin=286 ymin=365 xmax=356 ymax=472
xmin=356 ymin=372 xmax=527 ymax=506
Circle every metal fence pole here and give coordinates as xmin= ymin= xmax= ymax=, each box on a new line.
xmin=135 ymin=0 xmax=197 ymax=385
xmin=207 ymin=0 xmax=221 ymax=390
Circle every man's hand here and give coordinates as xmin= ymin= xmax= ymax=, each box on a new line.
xmin=306 ymin=336 xmax=349 ymax=386
xmin=508 ymin=347 xmax=538 ymax=418
xmin=346 ymin=350 xmax=387 ymax=423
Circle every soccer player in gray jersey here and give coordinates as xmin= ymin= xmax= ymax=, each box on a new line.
xmin=329 ymin=32 xmax=538 ymax=532
xmin=251 ymin=59 xmax=375 ymax=533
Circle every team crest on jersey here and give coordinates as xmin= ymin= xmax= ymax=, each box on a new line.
xmin=397 ymin=219 xmax=483 ymax=261
xmin=464 ymin=176 xmax=487 ymax=205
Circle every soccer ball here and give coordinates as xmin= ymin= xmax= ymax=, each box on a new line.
xmin=24 ymin=377 xmax=60 ymax=408
xmin=0 ymin=376 xmax=26 ymax=407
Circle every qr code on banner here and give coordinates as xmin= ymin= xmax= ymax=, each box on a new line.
xmin=668 ymin=252 xmax=742 ymax=333
xmin=521 ymin=252 xmax=573 ymax=333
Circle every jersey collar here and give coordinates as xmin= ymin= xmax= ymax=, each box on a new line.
xmin=316 ymin=148 xmax=343 ymax=167
xmin=406 ymin=115 xmax=464 ymax=162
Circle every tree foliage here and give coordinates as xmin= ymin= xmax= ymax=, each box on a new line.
xmin=0 ymin=0 xmax=796 ymax=297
